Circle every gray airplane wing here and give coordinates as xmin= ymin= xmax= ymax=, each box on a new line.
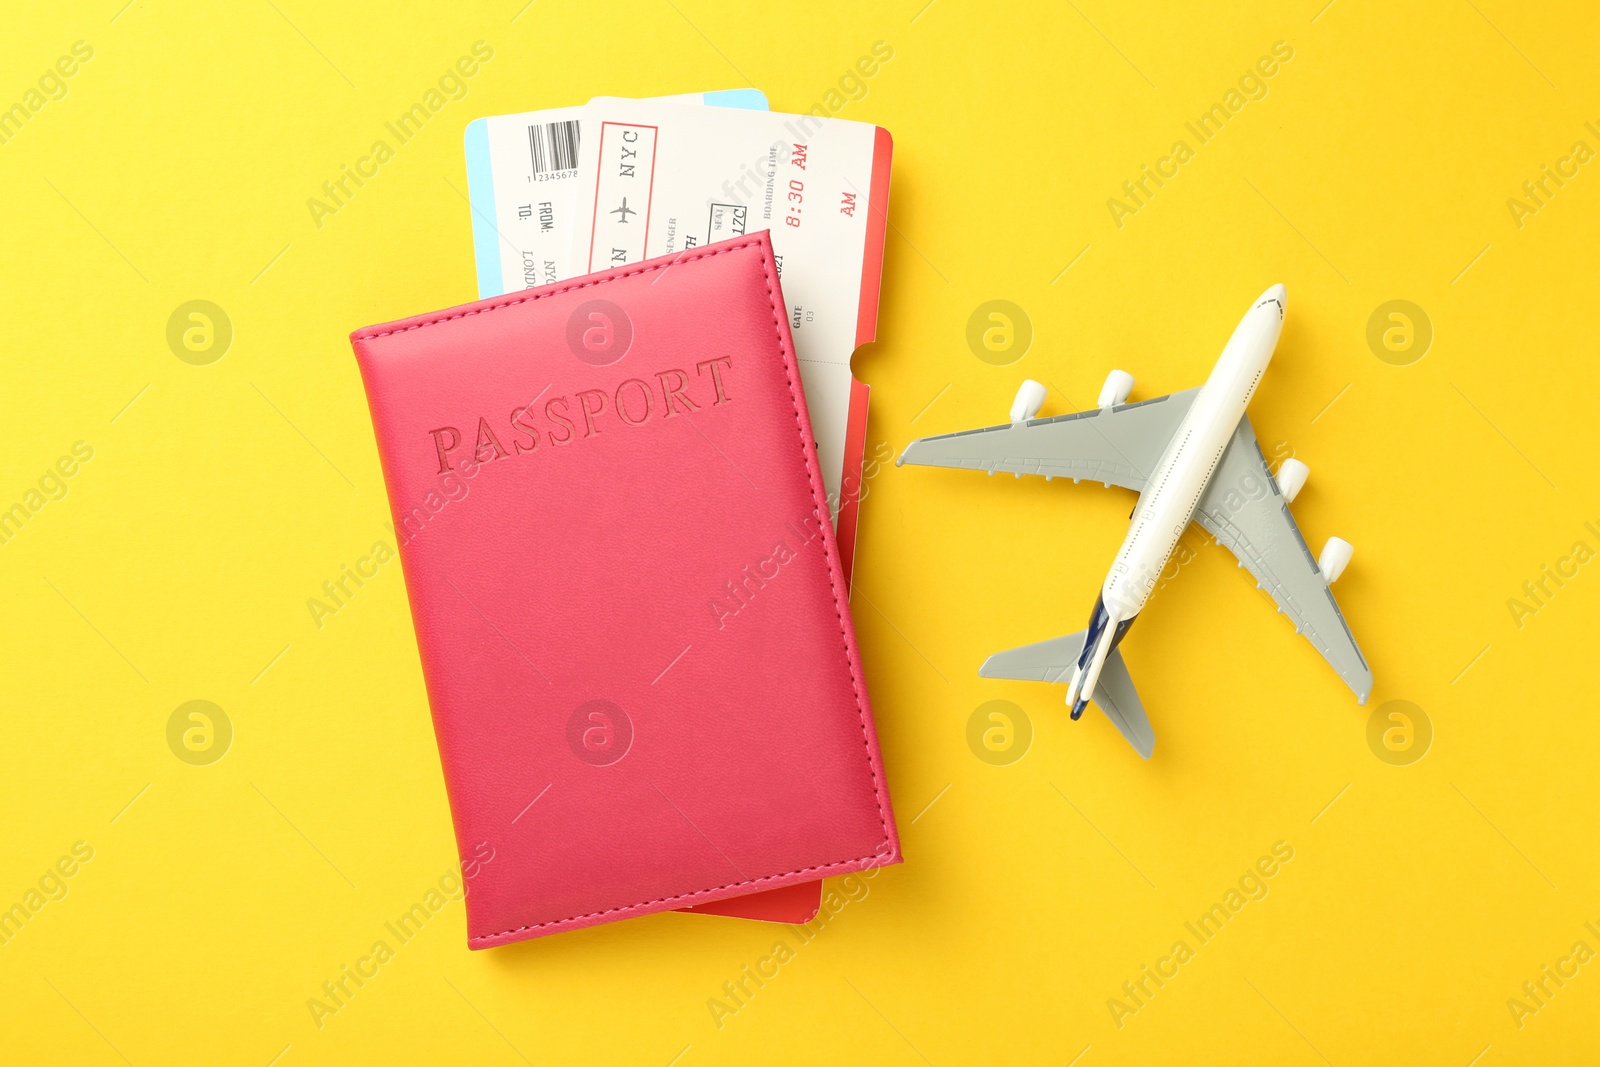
xmin=1194 ymin=416 xmax=1373 ymax=703
xmin=979 ymin=632 xmax=1155 ymax=758
xmin=897 ymin=389 xmax=1198 ymax=493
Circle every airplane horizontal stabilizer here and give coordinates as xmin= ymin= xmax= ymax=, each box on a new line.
xmin=980 ymin=632 xmax=1154 ymax=759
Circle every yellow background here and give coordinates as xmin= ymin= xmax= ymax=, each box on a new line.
xmin=3 ymin=0 xmax=1598 ymax=1063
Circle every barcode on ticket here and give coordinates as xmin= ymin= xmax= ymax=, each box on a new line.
xmin=528 ymin=120 xmax=580 ymax=177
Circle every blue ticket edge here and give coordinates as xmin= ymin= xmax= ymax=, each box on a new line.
xmin=465 ymin=89 xmax=769 ymax=299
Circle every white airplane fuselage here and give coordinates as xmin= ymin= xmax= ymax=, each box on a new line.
xmin=1066 ymin=284 xmax=1286 ymax=714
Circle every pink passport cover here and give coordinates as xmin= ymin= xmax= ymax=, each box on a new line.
xmin=351 ymin=233 xmax=900 ymax=947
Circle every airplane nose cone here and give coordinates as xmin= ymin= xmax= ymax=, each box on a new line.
xmin=1256 ymin=283 xmax=1286 ymax=319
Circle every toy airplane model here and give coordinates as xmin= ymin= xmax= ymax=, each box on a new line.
xmin=898 ymin=284 xmax=1370 ymax=758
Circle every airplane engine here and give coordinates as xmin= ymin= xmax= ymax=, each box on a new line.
xmin=1318 ymin=537 xmax=1353 ymax=583
xmin=1010 ymin=379 xmax=1047 ymax=424
xmin=1098 ymin=369 xmax=1134 ymax=409
xmin=1275 ymin=458 xmax=1309 ymax=503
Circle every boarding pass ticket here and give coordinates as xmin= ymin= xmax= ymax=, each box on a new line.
xmin=570 ymin=97 xmax=892 ymax=522
xmin=465 ymin=90 xmax=767 ymax=299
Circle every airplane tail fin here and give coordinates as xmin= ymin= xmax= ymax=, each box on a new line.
xmin=979 ymin=632 xmax=1155 ymax=759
